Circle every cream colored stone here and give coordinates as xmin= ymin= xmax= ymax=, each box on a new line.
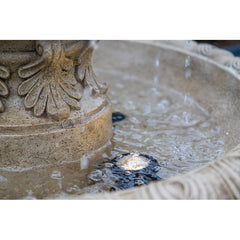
xmin=0 ymin=41 xmax=112 ymax=170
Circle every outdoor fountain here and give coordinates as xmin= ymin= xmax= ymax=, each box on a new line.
xmin=0 ymin=40 xmax=240 ymax=199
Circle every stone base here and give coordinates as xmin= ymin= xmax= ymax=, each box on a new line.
xmin=0 ymin=41 xmax=113 ymax=172
xmin=0 ymin=98 xmax=112 ymax=171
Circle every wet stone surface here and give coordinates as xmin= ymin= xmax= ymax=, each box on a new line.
xmin=87 ymin=153 xmax=162 ymax=191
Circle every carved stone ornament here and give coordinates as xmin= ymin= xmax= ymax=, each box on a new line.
xmin=17 ymin=40 xmax=107 ymax=120
xmin=0 ymin=40 xmax=112 ymax=171
xmin=0 ymin=65 xmax=10 ymax=112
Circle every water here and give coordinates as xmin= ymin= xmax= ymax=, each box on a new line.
xmin=72 ymin=69 xmax=225 ymax=194
xmin=106 ymin=72 xmax=224 ymax=179
xmin=0 ymin=66 xmax=225 ymax=199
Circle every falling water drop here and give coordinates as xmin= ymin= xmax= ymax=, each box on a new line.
xmin=153 ymin=54 xmax=160 ymax=85
xmin=184 ymin=41 xmax=192 ymax=79
xmin=185 ymin=56 xmax=191 ymax=68
xmin=155 ymin=57 xmax=160 ymax=67
xmin=185 ymin=69 xmax=192 ymax=79
xmin=185 ymin=55 xmax=191 ymax=79
xmin=154 ymin=76 xmax=159 ymax=84
xmin=80 ymin=155 xmax=89 ymax=170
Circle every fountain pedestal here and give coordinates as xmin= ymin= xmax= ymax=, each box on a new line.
xmin=0 ymin=40 xmax=112 ymax=171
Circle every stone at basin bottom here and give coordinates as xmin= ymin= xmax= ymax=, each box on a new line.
xmin=0 ymin=101 xmax=112 ymax=171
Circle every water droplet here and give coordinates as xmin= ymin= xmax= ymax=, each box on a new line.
xmin=155 ymin=57 xmax=160 ymax=67
xmin=80 ymin=155 xmax=88 ymax=170
xmin=154 ymin=76 xmax=159 ymax=84
xmin=88 ymin=170 xmax=104 ymax=182
xmin=183 ymin=111 xmax=190 ymax=124
xmin=185 ymin=56 xmax=191 ymax=68
xmin=51 ymin=170 xmax=63 ymax=180
xmin=66 ymin=185 xmax=80 ymax=193
xmin=185 ymin=69 xmax=191 ymax=79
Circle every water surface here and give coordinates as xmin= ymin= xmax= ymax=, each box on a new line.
xmin=0 ymin=69 xmax=224 ymax=199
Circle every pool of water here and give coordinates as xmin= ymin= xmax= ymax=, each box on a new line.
xmin=0 ymin=68 xmax=225 ymax=199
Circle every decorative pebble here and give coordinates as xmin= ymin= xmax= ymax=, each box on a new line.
xmin=112 ymin=112 xmax=126 ymax=123
xmin=124 ymin=171 xmax=132 ymax=176
xmin=104 ymin=162 xmax=114 ymax=168
xmin=134 ymin=179 xmax=145 ymax=186
xmin=152 ymin=166 xmax=161 ymax=172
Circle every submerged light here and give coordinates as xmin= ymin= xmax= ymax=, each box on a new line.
xmin=116 ymin=153 xmax=150 ymax=170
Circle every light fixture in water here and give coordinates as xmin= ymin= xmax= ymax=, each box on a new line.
xmin=116 ymin=153 xmax=150 ymax=170
xmin=87 ymin=152 xmax=162 ymax=191
xmin=107 ymin=152 xmax=162 ymax=189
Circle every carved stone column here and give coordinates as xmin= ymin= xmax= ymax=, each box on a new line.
xmin=0 ymin=40 xmax=112 ymax=171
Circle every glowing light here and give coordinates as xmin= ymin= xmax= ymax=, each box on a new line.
xmin=116 ymin=153 xmax=150 ymax=171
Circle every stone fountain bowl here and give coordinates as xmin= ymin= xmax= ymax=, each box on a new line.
xmin=76 ymin=40 xmax=240 ymax=199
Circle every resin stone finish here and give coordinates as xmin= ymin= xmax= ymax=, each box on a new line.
xmin=0 ymin=40 xmax=112 ymax=170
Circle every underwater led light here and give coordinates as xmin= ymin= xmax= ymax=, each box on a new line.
xmin=116 ymin=153 xmax=150 ymax=170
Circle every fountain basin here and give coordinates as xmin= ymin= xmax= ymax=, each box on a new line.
xmin=1 ymin=40 xmax=240 ymax=199
xmin=75 ymin=40 xmax=240 ymax=199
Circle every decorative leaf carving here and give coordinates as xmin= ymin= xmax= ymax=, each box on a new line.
xmin=0 ymin=65 xmax=10 ymax=113
xmin=18 ymin=41 xmax=83 ymax=120
xmin=75 ymin=41 xmax=108 ymax=94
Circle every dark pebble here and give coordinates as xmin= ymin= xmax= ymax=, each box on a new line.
xmin=112 ymin=112 xmax=126 ymax=123
xmin=152 ymin=166 xmax=161 ymax=172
